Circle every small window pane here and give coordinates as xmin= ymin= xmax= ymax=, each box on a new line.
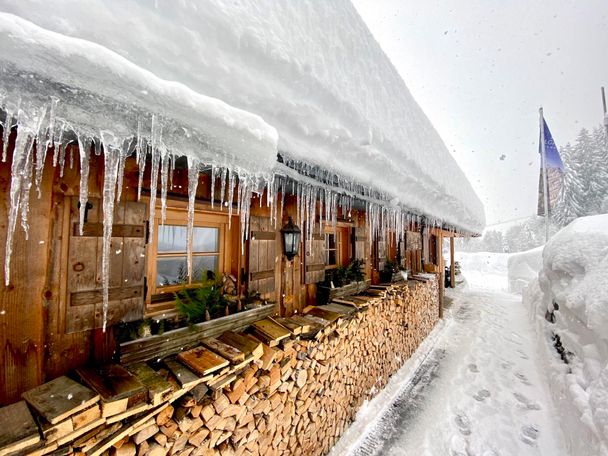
xmin=192 ymin=255 xmax=219 ymax=283
xmin=192 ymin=227 xmax=219 ymax=252
xmin=157 ymin=256 xmax=188 ymax=286
xmin=158 ymin=225 xmax=188 ymax=252
xmin=327 ymin=250 xmax=336 ymax=265
xmin=327 ymin=234 xmax=336 ymax=249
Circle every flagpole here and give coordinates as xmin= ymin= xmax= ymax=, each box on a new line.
xmin=539 ymin=107 xmax=550 ymax=242
xmin=602 ymin=87 xmax=608 ymax=137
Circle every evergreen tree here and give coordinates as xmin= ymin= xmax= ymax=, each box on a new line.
xmin=554 ymin=142 xmax=584 ymax=226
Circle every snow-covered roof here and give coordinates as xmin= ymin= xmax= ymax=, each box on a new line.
xmin=0 ymin=0 xmax=484 ymax=233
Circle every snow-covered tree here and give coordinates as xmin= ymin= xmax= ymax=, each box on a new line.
xmin=554 ymin=125 xmax=608 ymax=225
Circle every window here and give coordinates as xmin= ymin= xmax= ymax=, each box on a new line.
xmin=156 ymin=225 xmax=220 ymax=287
xmin=325 ymin=233 xmax=337 ymax=267
xmin=147 ymin=206 xmax=230 ymax=310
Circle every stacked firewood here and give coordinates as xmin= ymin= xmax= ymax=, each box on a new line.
xmin=112 ymin=279 xmax=438 ymax=456
xmin=0 ymin=278 xmax=438 ymax=456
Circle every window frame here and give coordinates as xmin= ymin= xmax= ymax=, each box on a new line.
xmin=146 ymin=207 xmax=229 ymax=312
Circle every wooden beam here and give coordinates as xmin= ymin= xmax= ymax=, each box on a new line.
xmin=450 ymin=237 xmax=455 ymax=289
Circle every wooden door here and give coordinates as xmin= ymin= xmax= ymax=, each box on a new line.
xmin=248 ymin=216 xmax=276 ymax=294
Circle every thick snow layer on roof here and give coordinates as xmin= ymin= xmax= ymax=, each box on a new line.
xmin=0 ymin=0 xmax=484 ymax=232
xmin=0 ymin=12 xmax=278 ymax=176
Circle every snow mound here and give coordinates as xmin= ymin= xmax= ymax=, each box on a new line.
xmin=540 ymin=214 xmax=608 ymax=333
xmin=507 ymin=246 xmax=543 ymax=293
xmin=525 ymin=214 xmax=608 ymax=455
xmin=0 ymin=0 xmax=484 ymax=233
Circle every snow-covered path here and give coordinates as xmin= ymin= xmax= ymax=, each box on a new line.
xmin=333 ymin=287 xmax=566 ymax=456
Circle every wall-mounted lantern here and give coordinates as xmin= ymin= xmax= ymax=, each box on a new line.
xmin=281 ymin=217 xmax=301 ymax=261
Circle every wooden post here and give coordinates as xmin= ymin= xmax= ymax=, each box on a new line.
xmin=450 ymin=237 xmax=455 ymax=289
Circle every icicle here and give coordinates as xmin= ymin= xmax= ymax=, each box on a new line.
xmin=53 ymin=120 xmax=65 ymax=167
xmin=77 ymin=136 xmax=91 ymax=235
xmin=135 ymin=118 xmax=145 ymax=201
xmin=219 ymin=167 xmax=227 ymax=209
xmin=159 ymin=152 xmax=169 ymax=225
xmin=100 ymin=143 xmax=121 ymax=332
xmin=148 ymin=115 xmax=161 ymax=239
xmin=169 ymin=153 xmax=175 ymax=190
xmin=69 ymin=146 xmax=74 ymax=170
xmin=115 ymin=140 xmax=129 ymax=204
xmin=1 ymin=111 xmax=12 ymax=163
xmin=227 ymin=169 xmax=235 ymax=228
xmin=58 ymin=143 xmax=66 ymax=177
xmin=186 ymin=157 xmax=199 ymax=282
xmin=210 ymin=165 xmax=217 ymax=208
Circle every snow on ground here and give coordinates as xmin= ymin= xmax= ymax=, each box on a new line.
xmin=333 ymin=261 xmax=566 ymax=456
xmin=525 ymin=215 xmax=608 ymax=455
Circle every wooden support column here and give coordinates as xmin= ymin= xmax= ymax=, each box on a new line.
xmin=450 ymin=237 xmax=455 ymax=289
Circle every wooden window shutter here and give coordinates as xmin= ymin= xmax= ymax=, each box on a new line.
xmin=248 ymin=216 xmax=276 ymax=294
xmin=304 ymin=228 xmax=325 ymax=284
xmin=65 ymin=197 xmax=147 ymax=333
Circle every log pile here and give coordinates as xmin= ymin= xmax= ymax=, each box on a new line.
xmin=0 ymin=278 xmax=438 ymax=456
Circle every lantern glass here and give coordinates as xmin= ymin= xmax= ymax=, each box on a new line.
xmin=281 ymin=217 xmax=301 ymax=260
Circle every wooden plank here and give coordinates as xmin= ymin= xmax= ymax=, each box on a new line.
xmin=22 ymin=376 xmax=99 ymax=425
xmin=0 ymin=401 xmax=41 ymax=456
xmin=76 ymin=365 xmax=146 ymax=403
xmin=218 ymin=331 xmax=263 ymax=360
xmin=250 ymin=318 xmax=291 ymax=346
xmin=163 ymin=359 xmax=204 ymax=389
xmin=201 ymin=338 xmax=245 ymax=364
xmin=331 ymin=298 xmax=360 ymax=309
xmin=71 ymin=405 xmax=102 ymax=430
xmin=177 ymin=347 xmax=230 ymax=376
xmin=305 ymin=264 xmax=325 ymax=272
xmin=125 ymin=363 xmax=173 ymax=406
xmin=119 ymin=304 xmax=275 ymax=365
xmin=85 ymin=403 xmax=170 ymax=456
xmin=207 ymin=374 xmax=236 ymax=392
xmin=282 ymin=315 xmax=312 ymax=333
xmin=74 ymin=223 xmax=145 ymax=238
xmin=250 ymin=231 xmax=275 ymax=241
xmin=303 ymin=306 xmax=342 ymax=323
xmin=273 ymin=317 xmax=303 ymax=335
xmin=69 ymin=286 xmax=143 ymax=306
xmin=250 ymin=270 xmax=275 ymax=281
xmin=57 ymin=418 xmax=106 ymax=447
xmin=322 ymin=303 xmax=356 ymax=316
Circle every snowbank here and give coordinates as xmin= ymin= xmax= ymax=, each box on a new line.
xmin=0 ymin=0 xmax=484 ymax=233
xmin=507 ymin=246 xmax=543 ymax=293
xmin=525 ymin=214 xmax=608 ymax=455
xmin=457 ymin=251 xmax=509 ymax=292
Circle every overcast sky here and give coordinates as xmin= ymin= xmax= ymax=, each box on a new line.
xmin=352 ymin=0 xmax=608 ymax=226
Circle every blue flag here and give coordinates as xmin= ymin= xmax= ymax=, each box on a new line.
xmin=538 ymin=118 xmax=564 ymax=216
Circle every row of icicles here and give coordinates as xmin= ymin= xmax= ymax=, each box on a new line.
xmin=1 ymin=101 xmax=451 ymax=331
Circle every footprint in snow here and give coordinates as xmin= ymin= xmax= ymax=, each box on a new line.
xmin=516 ymin=349 xmax=530 ymax=360
xmin=454 ymin=413 xmax=471 ymax=436
xmin=468 ymin=364 xmax=479 ymax=373
xmin=473 ymin=389 xmax=491 ymax=402
xmin=515 ymin=372 xmax=531 ymax=385
xmin=513 ymin=392 xmax=542 ymax=410
xmin=521 ymin=425 xmax=539 ymax=446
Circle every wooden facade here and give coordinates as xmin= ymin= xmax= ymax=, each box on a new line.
xmin=0 ymin=132 xmax=450 ymax=406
